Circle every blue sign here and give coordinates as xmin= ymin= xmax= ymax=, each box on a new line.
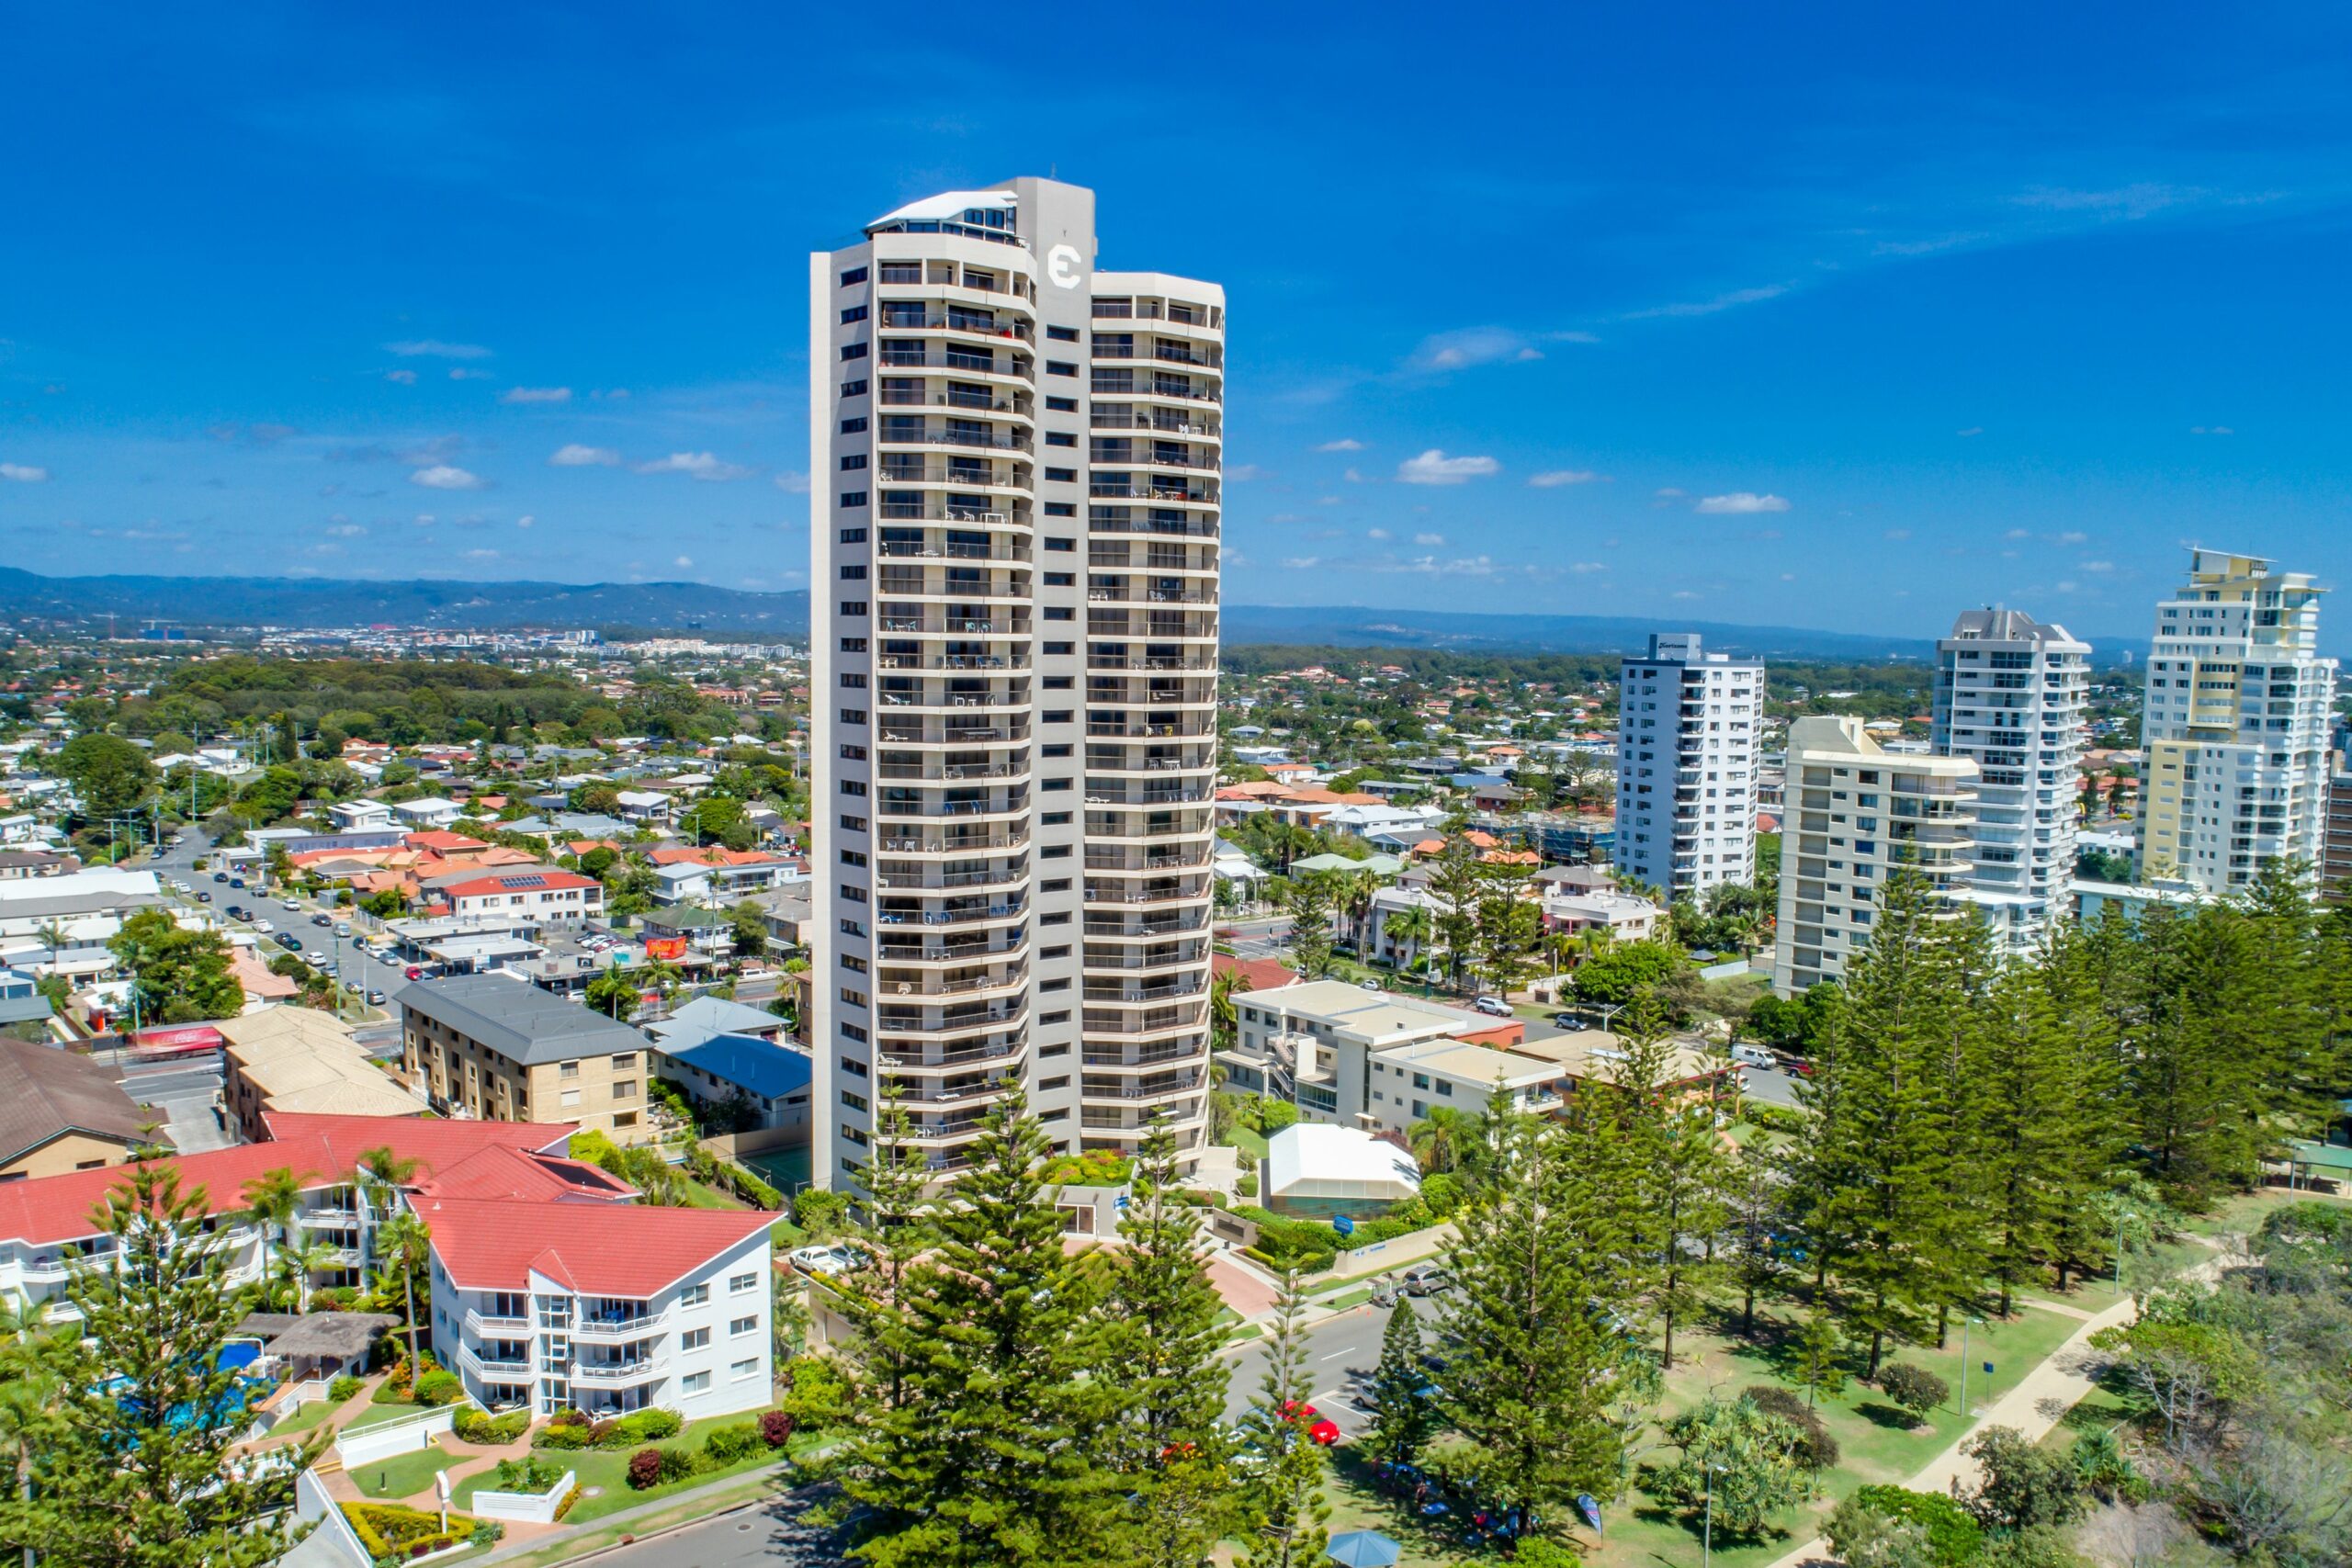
xmin=1114 ymin=1194 xmax=1128 ymax=1211
xmin=1984 ymin=1361 xmax=1995 ymax=1375
xmin=1577 ymin=1494 xmax=1603 ymax=1536
xmin=1331 ymin=1214 xmax=1356 ymax=1238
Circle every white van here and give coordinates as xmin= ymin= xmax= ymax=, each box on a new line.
xmin=1730 ymin=1043 xmax=1777 ymax=1070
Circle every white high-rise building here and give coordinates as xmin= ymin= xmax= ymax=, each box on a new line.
xmin=1614 ymin=634 xmax=1762 ymax=901
xmin=1773 ymin=716 xmax=1981 ymax=996
xmin=1930 ymin=608 xmax=2090 ymax=954
xmin=2138 ymin=548 xmax=2337 ymax=895
xmin=808 ymin=179 xmax=1222 ymax=1191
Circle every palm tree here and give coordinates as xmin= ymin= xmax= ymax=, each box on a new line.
xmin=267 ymin=1236 xmax=343 ymax=1314
xmin=240 ymin=1167 xmax=307 ymax=1311
xmin=1383 ymin=905 xmax=1433 ymax=976
xmin=372 ymin=1212 xmax=433 ymax=1372
xmin=32 ymin=920 xmax=71 ymax=968
xmin=1209 ymin=966 xmax=1253 ymax=1053
xmin=1407 ymin=1105 xmax=1480 ymax=1177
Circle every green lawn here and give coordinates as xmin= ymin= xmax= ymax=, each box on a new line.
xmin=512 ymin=1404 xmax=800 ymax=1524
xmin=1325 ymin=1296 xmax=2088 ymax=1568
xmin=1226 ymin=1127 xmax=1270 ymax=1161
xmin=352 ymin=1443 xmax=460 ymax=1501
xmin=768 ymin=1216 xmax=808 ymax=1248
xmin=670 ymin=1175 xmax=747 ymax=1211
xmin=263 ymin=1394 xmax=343 ymax=1441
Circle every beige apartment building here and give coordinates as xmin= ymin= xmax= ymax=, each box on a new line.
xmin=399 ymin=974 xmax=659 ymax=1146
xmin=1773 ymin=716 xmax=1982 ymax=996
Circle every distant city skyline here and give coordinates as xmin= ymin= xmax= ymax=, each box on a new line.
xmin=4 ymin=6 xmax=2349 ymax=643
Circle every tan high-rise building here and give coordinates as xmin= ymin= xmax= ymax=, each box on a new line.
xmin=808 ymin=179 xmax=1222 ymax=1191
xmin=1773 ymin=716 xmax=1981 ymax=996
xmin=2137 ymin=548 xmax=2336 ymax=894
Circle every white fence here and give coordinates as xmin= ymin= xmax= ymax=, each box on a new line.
xmin=469 ymin=1467 xmax=576 ymax=1525
xmin=295 ymin=1466 xmax=371 ymax=1568
xmin=334 ymin=1404 xmax=456 ymax=1468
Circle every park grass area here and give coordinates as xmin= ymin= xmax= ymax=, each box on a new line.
xmin=1227 ymin=1127 xmax=1270 ymax=1161
xmin=352 ymin=1443 xmax=458 ymax=1501
xmin=262 ymin=1393 xmax=342 ymax=1441
xmin=1323 ymin=1285 xmax=1377 ymax=1311
xmin=343 ymin=1398 xmax=429 ymax=1433
xmin=1325 ymin=1296 xmax=2086 ymax=1568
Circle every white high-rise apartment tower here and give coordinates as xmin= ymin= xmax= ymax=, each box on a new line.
xmin=2138 ymin=548 xmax=2336 ymax=894
xmin=808 ymin=179 xmax=1223 ymax=1192
xmin=1614 ymin=634 xmax=1762 ymax=901
xmin=1929 ymin=608 xmax=2090 ymax=954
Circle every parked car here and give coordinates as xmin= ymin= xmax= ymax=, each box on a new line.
xmin=1401 ymin=1263 xmax=1452 ymax=1296
xmin=366 ymin=988 xmax=388 ymax=1005
xmin=788 ymin=1244 xmax=866 ymax=1278
xmin=276 ymin=932 xmax=303 ymax=952
xmin=212 ymin=872 xmax=228 ymax=883
xmin=252 ymin=919 xmax=273 ymax=933
xmin=229 ymin=877 xmax=245 ymax=889
xmin=334 ymin=921 xmax=352 ymax=937
xmin=1730 ymin=1043 xmax=1777 ymax=1070
xmin=311 ymin=913 xmax=333 ymax=928
xmin=1548 ymin=1012 xmax=1588 ymax=1030
xmin=195 ymin=891 xmax=212 ymax=903
xmin=404 ymin=965 xmax=424 ymax=981
xmin=1472 ymin=995 xmax=1512 ymax=1019
xmin=281 ymin=898 xmax=300 ymax=911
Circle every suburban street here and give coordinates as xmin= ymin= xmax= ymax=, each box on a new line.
xmin=1222 ymin=1294 xmax=1436 ymax=1440
xmin=582 ymin=1487 xmax=853 ymax=1568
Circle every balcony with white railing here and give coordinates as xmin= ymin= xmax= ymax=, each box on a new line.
xmin=464 ymin=1307 xmax=532 ymax=1337
xmin=570 ymin=1356 xmax=668 ymax=1384
xmin=571 ymin=1306 xmax=667 ymax=1341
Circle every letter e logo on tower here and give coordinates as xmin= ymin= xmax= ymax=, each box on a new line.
xmin=1046 ymin=243 xmax=1081 ymax=289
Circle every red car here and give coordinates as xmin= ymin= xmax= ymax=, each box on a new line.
xmin=1278 ymin=1401 xmax=1342 ymax=1446
xmin=404 ymin=965 xmax=424 ymax=981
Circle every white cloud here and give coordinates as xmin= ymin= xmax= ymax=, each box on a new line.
xmin=773 ymin=470 xmax=812 ymax=493
xmin=2015 ymin=183 xmax=2196 ymax=220
xmin=635 ymin=451 xmax=754 ymax=481
xmin=410 ymin=464 xmax=485 ymax=491
xmin=0 ymin=462 xmax=49 ymax=482
xmin=516 ymin=514 xmax=534 ymax=529
xmin=387 ymin=339 xmax=492 ymax=359
xmin=1672 ymin=590 xmax=1702 ymax=600
xmin=548 ymin=444 xmax=621 ymax=467
xmin=1693 ymin=491 xmax=1790 ymax=514
xmin=674 ymin=555 xmax=694 ymax=569
xmin=463 ymin=547 xmax=500 ymax=561
xmin=1413 ymin=532 xmax=1446 ymax=547
xmin=1956 ymin=426 xmax=1984 ymax=437
xmin=1226 ymin=463 xmax=1263 ymax=481
xmin=1366 ymin=528 xmax=1391 ymax=541
xmin=502 ymin=386 xmax=572 ymax=404
xmin=2189 ymin=424 xmax=2235 ymax=435
xmin=324 ymin=523 xmax=367 ymax=537
xmin=1528 ymin=469 xmax=1601 ymax=488
xmin=1389 ymin=555 xmax=1500 ymax=578
xmin=2004 ymin=528 xmax=2032 ymax=539
xmin=2081 ymin=559 xmax=2115 ymax=573
xmin=448 ymin=367 xmax=493 ymax=381
xmin=1396 ymin=449 xmax=1499 ymax=485
xmin=1623 ymin=284 xmax=1790 ymax=320
xmin=383 ymin=369 xmax=418 ymax=385
xmin=1884 ymin=528 xmax=1912 ymax=540
xmin=1409 ymin=327 xmax=1545 ymax=372
xmin=413 ymin=513 xmax=436 ymax=526
xmin=2054 ymin=530 xmax=2087 ymax=546
xmin=1282 ymin=557 xmax=1322 ymax=570
xmin=1569 ymin=561 xmax=1608 ymax=573
xmin=1314 ymin=438 xmax=1365 ymax=453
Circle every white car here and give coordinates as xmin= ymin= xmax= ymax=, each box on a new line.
xmin=281 ymin=898 xmax=301 ymax=911
xmin=1472 ymin=995 xmax=1513 ymax=1018
xmin=251 ymin=919 xmax=274 ymax=933
xmin=788 ymin=1244 xmax=865 ymax=1278
xmin=1730 ymin=1043 xmax=1777 ymax=1070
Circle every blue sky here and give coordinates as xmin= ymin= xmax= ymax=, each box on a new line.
xmin=3 ymin=3 xmax=2349 ymax=647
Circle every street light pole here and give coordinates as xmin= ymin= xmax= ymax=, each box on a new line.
xmin=1959 ymin=1315 xmax=1982 ymax=1417
xmin=1703 ymin=1461 xmax=1724 ymax=1568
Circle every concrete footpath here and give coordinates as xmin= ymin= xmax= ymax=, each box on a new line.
xmin=1765 ymin=1243 xmax=2236 ymax=1568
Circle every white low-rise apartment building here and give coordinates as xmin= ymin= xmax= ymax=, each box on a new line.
xmin=1218 ymin=979 xmax=1529 ymax=1129
xmin=424 ymin=1196 xmax=775 ymax=1420
xmin=1361 ymin=1035 xmax=1561 ymax=1136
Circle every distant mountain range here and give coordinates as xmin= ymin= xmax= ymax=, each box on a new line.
xmin=0 ymin=566 xmax=2125 ymax=662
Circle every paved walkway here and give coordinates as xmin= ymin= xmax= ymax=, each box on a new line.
xmin=1765 ymin=1246 xmax=2239 ymax=1568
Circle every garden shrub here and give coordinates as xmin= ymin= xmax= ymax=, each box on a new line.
xmin=758 ymin=1410 xmax=795 ymax=1448
xmin=1744 ymin=1385 xmax=1840 ymax=1471
xmin=634 ymin=1406 xmax=683 ymax=1440
xmin=452 ymin=1407 xmax=488 ymax=1442
xmin=467 ymin=1521 xmax=504 ymax=1547
xmin=328 ymin=1374 xmax=362 ymax=1404
xmin=703 ymin=1420 xmax=761 ymax=1465
xmin=341 ymin=1503 xmax=468 ymax=1561
xmin=626 ymin=1448 xmax=664 ymax=1490
xmin=1875 ymin=1363 xmax=1950 ymax=1420
xmin=657 ymin=1445 xmax=704 ymax=1483
xmin=553 ymin=1484 xmax=583 ymax=1521
xmin=412 ymin=1370 xmax=465 ymax=1407
xmin=1743 ymin=1102 xmax=1809 ymax=1137
xmin=1838 ymin=1485 xmax=1984 ymax=1568
xmin=490 ymin=1455 xmax=565 ymax=1493
xmin=1234 ymin=1174 xmax=1259 ymax=1199
xmin=725 ymin=1161 xmax=782 ymax=1208
xmin=532 ymin=1421 xmax=589 ymax=1451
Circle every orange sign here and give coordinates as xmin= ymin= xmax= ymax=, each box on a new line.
xmin=641 ymin=936 xmax=688 ymax=961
